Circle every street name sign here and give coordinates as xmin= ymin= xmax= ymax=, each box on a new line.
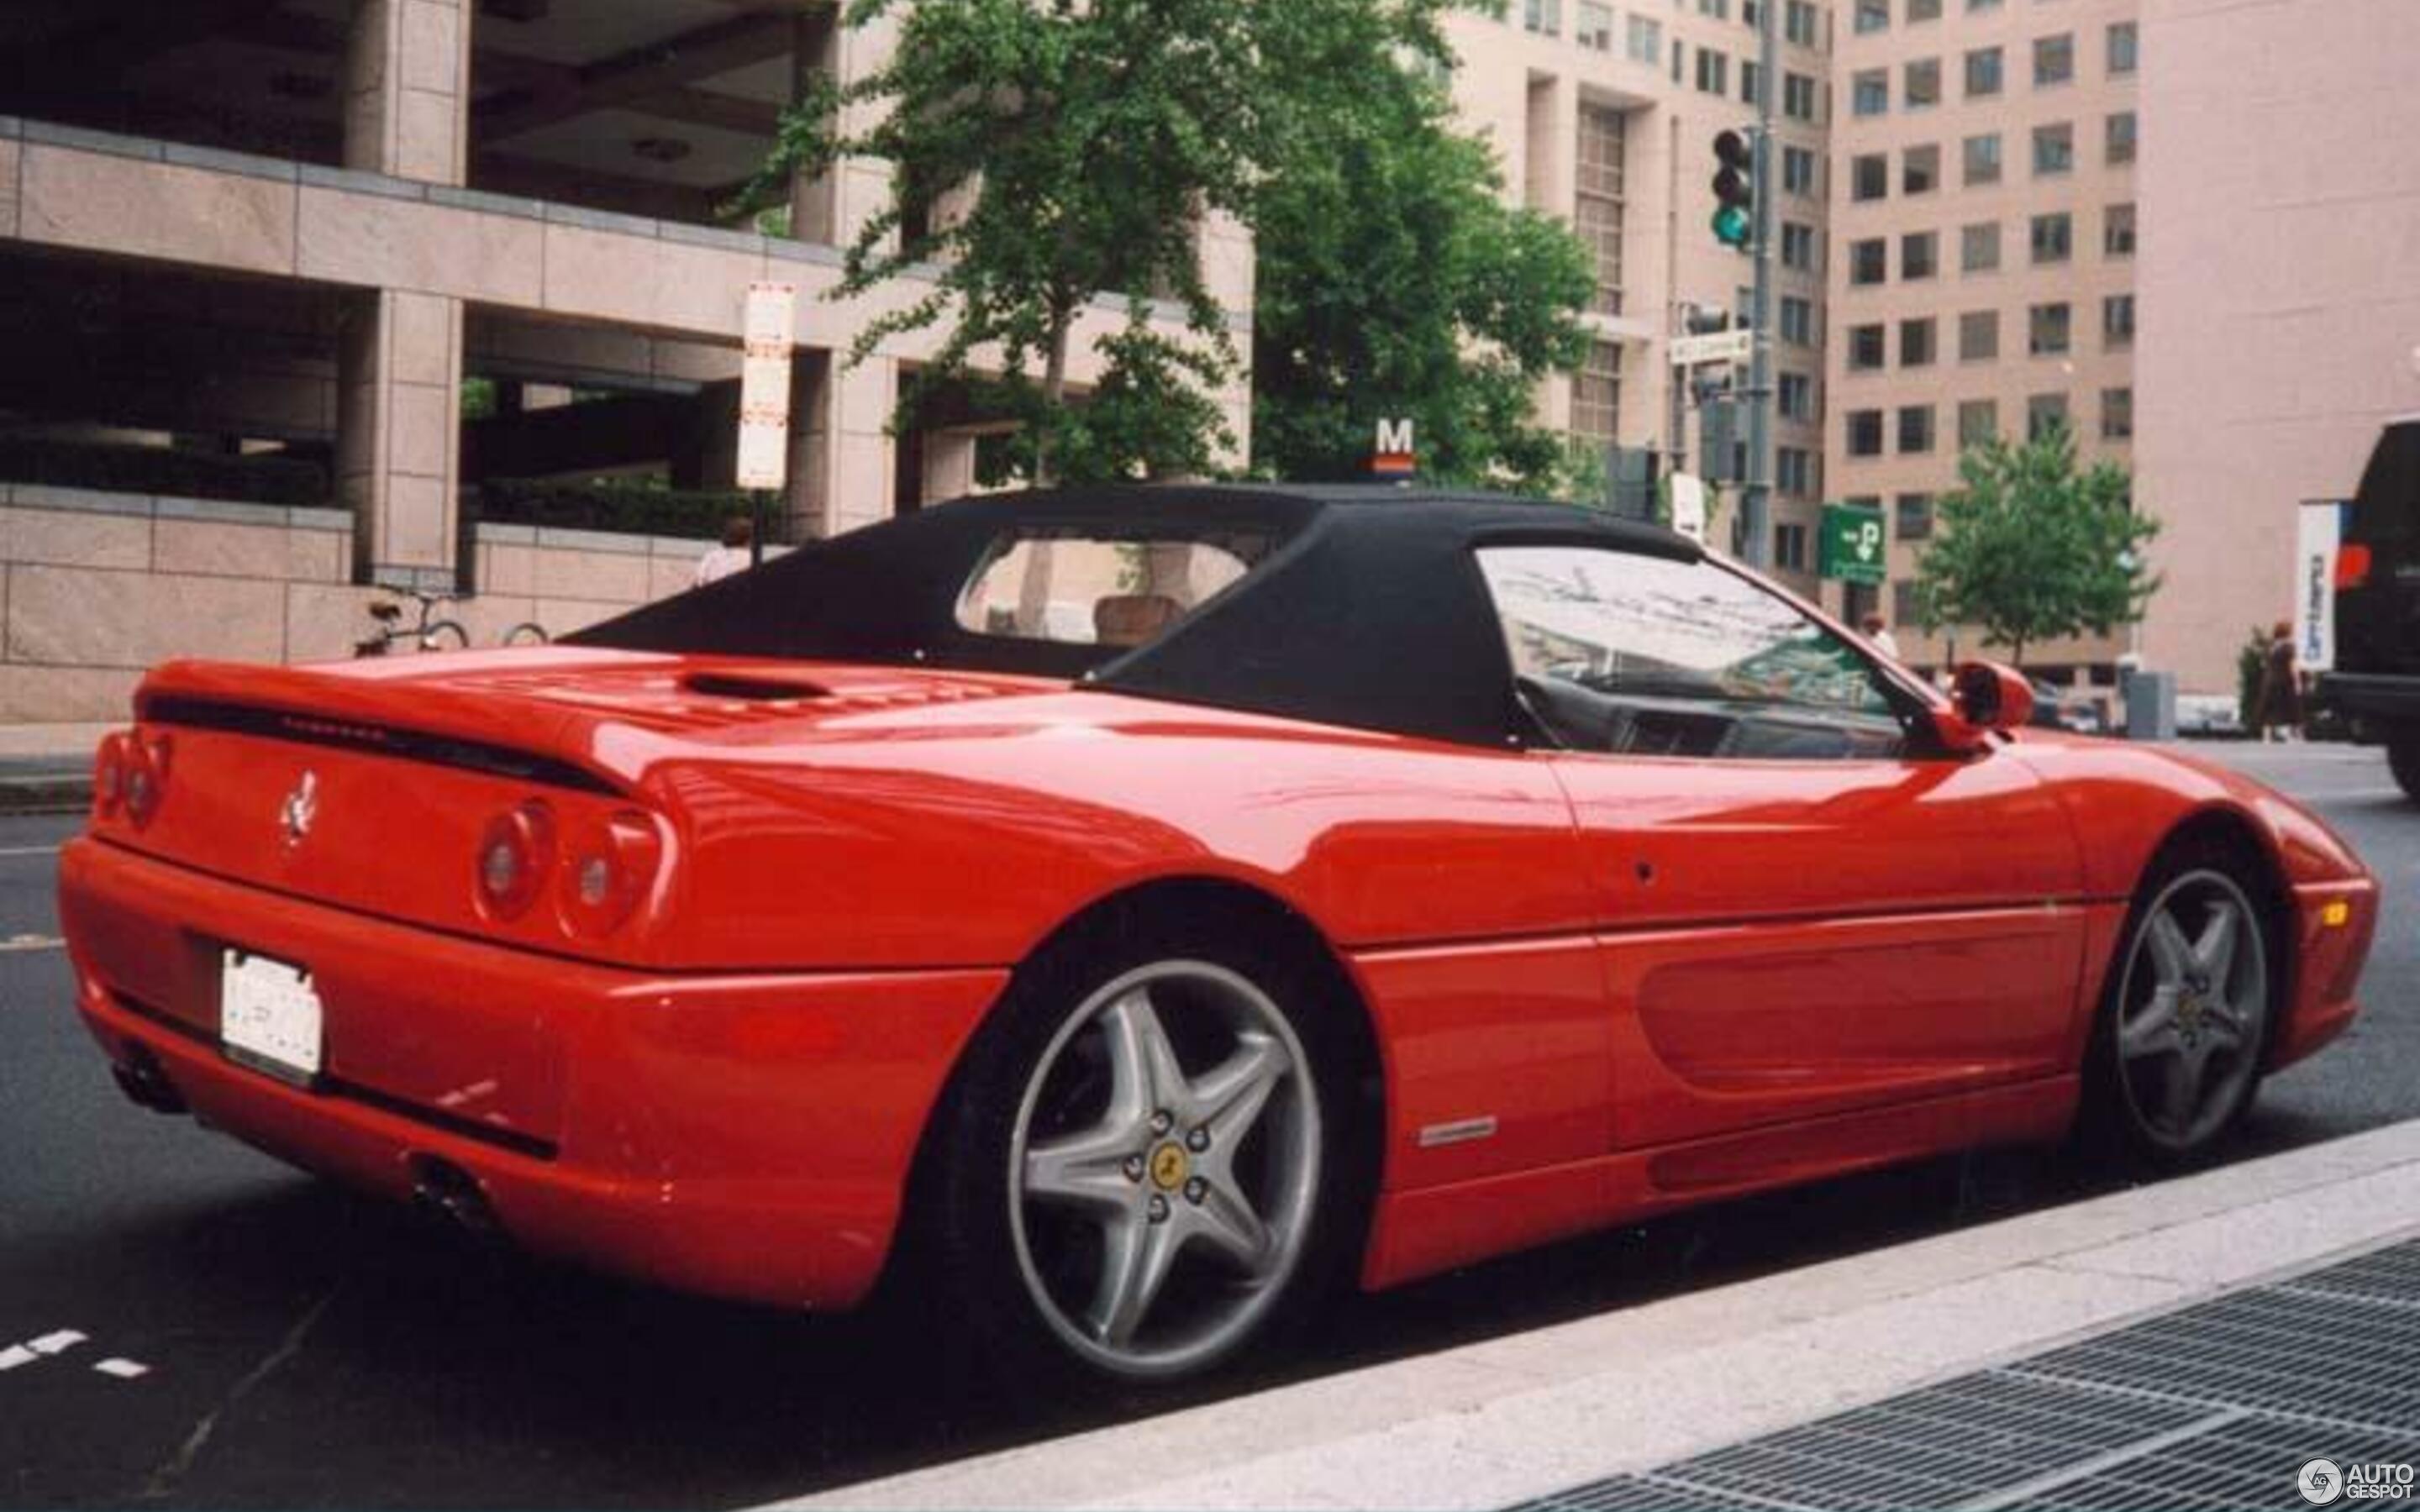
xmin=1669 ymin=328 xmax=1753 ymax=367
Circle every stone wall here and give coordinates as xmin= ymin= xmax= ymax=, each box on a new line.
xmin=0 ymin=483 xmax=713 ymax=723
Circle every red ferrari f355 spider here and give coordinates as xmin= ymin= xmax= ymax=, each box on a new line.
xmin=60 ymin=486 xmax=2376 ymax=1383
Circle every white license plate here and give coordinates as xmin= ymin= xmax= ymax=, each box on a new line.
xmin=220 ymin=949 xmax=323 ymax=1085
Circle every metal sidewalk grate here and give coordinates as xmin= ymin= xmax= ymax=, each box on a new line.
xmin=1507 ymin=1237 xmax=2420 ymax=1512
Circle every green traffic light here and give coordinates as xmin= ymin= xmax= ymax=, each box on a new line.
xmin=1712 ymin=204 xmax=1751 ymax=249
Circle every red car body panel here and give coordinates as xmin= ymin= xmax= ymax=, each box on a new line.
xmin=60 ymin=632 xmax=2379 ymax=1309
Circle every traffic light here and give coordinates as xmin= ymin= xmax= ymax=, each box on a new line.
xmin=1711 ymin=129 xmax=1754 ymax=250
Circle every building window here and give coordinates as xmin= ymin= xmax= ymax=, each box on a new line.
xmin=1779 ymin=445 xmax=1816 ymax=492
xmin=1853 ymin=69 xmax=1889 ymax=116
xmin=1576 ymin=1 xmax=1616 ymax=49
xmin=1968 ymin=0 xmax=2002 ymax=10
xmin=2105 ymin=202 xmax=2137 ymax=259
xmin=2101 ymin=386 xmax=2133 ymax=441
xmin=2107 ymin=21 xmax=2139 ymax=76
xmin=1901 ymin=230 xmax=1939 ymax=281
xmin=1696 ymin=48 xmax=1730 ymax=94
xmin=1854 ymin=0 xmax=1890 ymax=33
xmin=1576 ymin=105 xmax=1627 ymax=317
xmin=1960 ymin=309 xmax=2000 ymax=361
xmin=1904 ymin=57 xmax=1941 ymax=110
xmin=1852 ymin=153 xmax=1890 ymax=202
xmin=2033 ymin=122 xmax=2074 ymax=176
xmin=1700 ymin=0 xmax=1729 ymax=18
xmin=1895 ymin=493 xmax=1935 ymax=541
xmin=1784 ymin=72 xmax=1818 ymax=122
xmin=1673 ymin=38 xmax=1685 ymax=82
xmin=1781 ymin=296 xmax=1816 ymax=346
xmin=1628 ymin=14 xmax=1663 ymax=63
xmin=2103 ymin=293 xmax=2136 ymax=350
xmin=1961 ymin=220 xmax=2002 ymax=273
xmin=1781 ymin=221 xmax=1818 ymax=272
xmin=1786 ymin=0 xmax=1820 ymax=48
xmin=1849 ymin=239 xmax=1887 ymax=286
xmin=1901 ymin=318 xmax=1938 ymax=368
xmin=1783 ymin=144 xmax=1818 ymax=197
xmin=1963 ymin=46 xmax=2003 ymax=99
xmin=1849 ymin=323 xmax=1887 ymax=370
xmin=2028 ymin=391 xmax=2070 ymax=440
xmin=1892 ymin=579 xmax=1923 ymax=626
xmin=1907 ymin=0 xmax=1942 ymax=20
xmin=2030 ymin=211 xmax=2072 ymax=264
xmin=1898 ymin=405 xmax=1936 ymax=454
xmin=1963 ymin=133 xmax=2002 ymax=186
xmin=1780 ymin=372 xmax=1817 ymax=421
xmin=1743 ymin=60 xmax=1763 ymax=105
xmin=1903 ymin=144 xmax=1939 ymax=195
xmin=1573 ymin=340 xmax=1622 ymax=442
xmin=1523 ymin=0 xmax=1563 ymax=36
xmin=1958 ymin=398 xmax=1998 ymax=447
xmin=2028 ymin=302 xmax=2072 ymax=356
xmin=2107 ymin=111 xmax=2137 ymax=165
xmin=1775 ymin=520 xmax=1809 ymax=568
xmin=1848 ymin=409 xmax=1886 ymax=456
xmin=2034 ymin=31 xmax=2075 ymax=87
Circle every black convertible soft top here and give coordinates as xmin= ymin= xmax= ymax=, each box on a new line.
xmin=566 ymin=483 xmax=1700 ymax=748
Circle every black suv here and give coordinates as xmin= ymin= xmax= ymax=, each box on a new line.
xmin=2319 ymin=419 xmax=2420 ymax=795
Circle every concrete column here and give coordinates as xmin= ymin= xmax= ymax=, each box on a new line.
xmin=786 ymin=10 xmax=842 ymax=245
xmin=786 ymin=351 xmax=897 ymax=539
xmin=924 ymin=430 xmax=980 ymax=504
xmin=338 ymin=289 xmax=464 ymax=587
xmin=345 ymin=0 xmax=472 ymax=184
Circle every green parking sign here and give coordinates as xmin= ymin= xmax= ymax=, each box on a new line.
xmin=1818 ymin=502 xmax=1886 ymax=585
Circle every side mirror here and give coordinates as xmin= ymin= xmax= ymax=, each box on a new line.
xmin=1929 ymin=661 xmax=2035 ymax=751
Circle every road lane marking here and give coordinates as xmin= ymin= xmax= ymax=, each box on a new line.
xmin=0 ymin=935 xmax=64 ymax=953
xmin=0 ymin=1346 xmax=34 ymax=1372
xmin=0 ymin=844 xmax=62 ymax=857
xmin=27 ymin=1331 xmax=85 ymax=1355
xmin=93 ymin=1359 xmax=151 ymax=1379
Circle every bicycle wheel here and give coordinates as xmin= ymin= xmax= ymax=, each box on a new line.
xmin=418 ymin=620 xmax=470 ymax=652
xmin=503 ymin=622 xmax=551 ymax=647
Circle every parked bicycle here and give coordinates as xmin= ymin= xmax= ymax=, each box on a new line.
xmin=353 ymin=590 xmax=468 ymax=657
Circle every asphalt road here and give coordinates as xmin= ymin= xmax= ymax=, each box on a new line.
xmin=3 ymin=741 xmax=2414 ymax=1510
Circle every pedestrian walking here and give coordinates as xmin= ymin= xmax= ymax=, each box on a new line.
xmin=693 ymin=516 xmax=755 ymax=588
xmin=1858 ymin=611 xmax=1902 ymax=661
xmin=2257 ymin=618 xmax=2302 ymax=742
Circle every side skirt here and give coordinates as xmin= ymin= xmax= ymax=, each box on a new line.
xmin=1357 ymin=1075 xmax=2080 ymax=1292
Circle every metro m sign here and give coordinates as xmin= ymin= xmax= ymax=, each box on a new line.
xmin=1372 ymin=417 xmax=1416 ymax=479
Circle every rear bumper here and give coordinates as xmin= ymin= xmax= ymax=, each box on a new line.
xmin=59 ymin=837 xmax=1004 ymax=1310
xmin=2271 ymin=876 xmax=2380 ymax=1072
xmin=2316 ymin=672 xmax=2420 ymax=732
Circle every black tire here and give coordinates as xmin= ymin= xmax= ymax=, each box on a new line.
xmin=419 ymin=619 xmax=470 ymax=652
xmin=2077 ymin=835 xmax=2281 ymax=1170
xmin=2387 ymin=732 xmax=2420 ymax=802
xmin=503 ymin=622 xmax=551 ymax=647
xmin=916 ymin=916 xmax=1370 ymax=1391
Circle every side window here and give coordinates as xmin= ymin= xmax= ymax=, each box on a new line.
xmin=1477 ymin=546 xmax=1907 ymax=759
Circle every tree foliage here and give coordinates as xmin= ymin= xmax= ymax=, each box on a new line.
xmin=745 ymin=0 xmax=1459 ymax=487
xmin=1913 ymin=425 xmax=2160 ymax=666
xmin=1250 ymin=62 xmax=1597 ymax=496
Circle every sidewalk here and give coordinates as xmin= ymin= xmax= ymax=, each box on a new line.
xmin=0 ymin=724 xmax=108 ymax=813
xmin=786 ymin=1120 xmax=2420 ymax=1511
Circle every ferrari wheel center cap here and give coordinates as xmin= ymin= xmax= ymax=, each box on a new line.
xmin=1149 ymin=1142 xmax=1191 ymax=1192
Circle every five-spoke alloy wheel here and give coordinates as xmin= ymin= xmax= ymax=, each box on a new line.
xmin=2095 ymin=857 xmax=2275 ymax=1163
xmin=921 ymin=928 xmax=1354 ymax=1389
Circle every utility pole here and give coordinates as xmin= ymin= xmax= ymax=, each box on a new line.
xmin=1740 ymin=0 xmax=1779 ymax=568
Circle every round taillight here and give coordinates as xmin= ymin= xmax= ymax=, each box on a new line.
xmin=92 ymin=734 xmax=129 ymax=817
xmin=123 ymin=733 xmax=170 ymax=827
xmin=475 ymin=801 xmax=555 ymax=919
xmin=556 ymin=811 xmax=663 ymax=937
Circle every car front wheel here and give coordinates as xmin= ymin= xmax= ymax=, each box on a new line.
xmin=2086 ymin=850 xmax=2275 ymax=1166
xmin=924 ymin=937 xmax=1349 ymax=1387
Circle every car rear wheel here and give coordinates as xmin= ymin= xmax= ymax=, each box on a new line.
xmin=923 ymin=934 xmax=1353 ymax=1387
xmin=2386 ymin=732 xmax=2420 ymax=801
xmin=2084 ymin=848 xmax=2275 ymax=1166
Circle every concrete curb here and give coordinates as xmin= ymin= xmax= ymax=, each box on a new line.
xmin=779 ymin=1120 xmax=2420 ymax=1512
xmin=0 ymin=774 xmax=91 ymax=815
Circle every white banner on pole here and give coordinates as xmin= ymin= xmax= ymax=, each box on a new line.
xmin=1669 ymin=473 xmax=1708 ymax=545
xmin=2296 ymin=499 xmax=2344 ymax=674
xmin=737 ymin=281 xmax=798 ymax=491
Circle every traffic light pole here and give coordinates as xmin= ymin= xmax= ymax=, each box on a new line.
xmin=1740 ymin=0 xmax=1779 ymax=568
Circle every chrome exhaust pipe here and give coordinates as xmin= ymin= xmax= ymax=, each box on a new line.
xmin=407 ymin=1155 xmax=502 ymax=1241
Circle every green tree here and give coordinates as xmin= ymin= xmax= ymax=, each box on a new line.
xmin=1913 ymin=425 xmax=2160 ymax=667
xmin=1250 ymin=66 xmax=1597 ymax=496
xmin=743 ymin=0 xmax=1456 ymax=487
